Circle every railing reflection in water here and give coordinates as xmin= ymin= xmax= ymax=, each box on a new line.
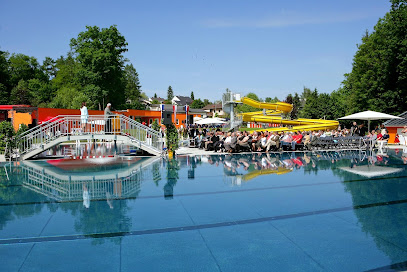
xmin=20 ymin=157 xmax=161 ymax=203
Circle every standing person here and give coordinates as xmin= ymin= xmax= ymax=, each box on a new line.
xmin=359 ymin=124 xmax=367 ymax=136
xmin=104 ymin=103 xmax=113 ymax=133
xmin=80 ymin=102 xmax=88 ymax=134
xmin=82 ymin=183 xmax=90 ymax=209
xmin=351 ymin=122 xmax=359 ymax=136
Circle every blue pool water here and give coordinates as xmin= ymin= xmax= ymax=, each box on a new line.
xmin=1 ymin=148 xmax=407 ymax=271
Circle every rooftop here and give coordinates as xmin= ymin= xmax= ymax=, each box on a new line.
xmin=173 ymin=96 xmax=193 ymax=105
xmin=202 ymin=103 xmax=222 ymax=110
xmin=384 ymin=111 xmax=407 ymax=126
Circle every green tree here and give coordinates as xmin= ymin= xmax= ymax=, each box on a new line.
xmin=0 ymin=121 xmax=15 ymax=154
xmin=123 ymin=64 xmax=145 ymax=110
xmin=190 ymin=98 xmax=205 ymax=109
xmin=265 ymin=97 xmax=279 ymax=103
xmin=166 ymin=123 xmax=179 ymax=151
xmin=0 ymin=51 xmax=11 ymax=102
xmin=284 ymin=93 xmax=301 ymax=119
xmin=190 ymin=91 xmax=195 ymax=100
xmin=341 ymin=1 xmax=407 ymax=115
xmin=0 ymin=83 xmax=8 ymax=104
xmin=70 ymin=25 xmax=128 ymax=109
xmin=317 ymin=93 xmax=334 ymax=120
xmin=8 ymin=53 xmax=46 ymax=86
xmin=152 ymin=119 xmax=160 ymax=131
xmin=28 ymin=78 xmax=55 ymax=106
xmin=300 ymin=89 xmax=320 ymax=119
xmin=52 ymin=54 xmax=80 ymax=90
xmin=237 ymin=92 xmax=262 ymax=113
xmin=167 ymin=86 xmax=173 ymax=101
xmin=42 ymin=57 xmax=57 ymax=79
xmin=330 ymin=88 xmax=348 ymax=119
xmin=10 ymin=80 xmax=32 ymax=104
xmin=203 ymin=99 xmax=212 ymax=107
xmin=50 ymin=86 xmax=88 ymax=109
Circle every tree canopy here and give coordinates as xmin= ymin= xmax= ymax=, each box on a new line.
xmin=0 ymin=25 xmax=146 ymax=111
xmin=70 ymin=25 xmax=128 ymax=109
xmin=167 ymin=86 xmax=174 ymax=101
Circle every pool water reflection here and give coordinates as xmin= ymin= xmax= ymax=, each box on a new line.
xmin=1 ymin=149 xmax=407 ymax=271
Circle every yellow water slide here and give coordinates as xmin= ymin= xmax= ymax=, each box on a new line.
xmin=242 ymin=167 xmax=292 ymax=182
xmin=240 ymin=97 xmax=339 ymax=132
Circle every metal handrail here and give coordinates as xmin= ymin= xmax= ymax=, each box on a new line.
xmin=17 ymin=114 xmax=163 ymax=157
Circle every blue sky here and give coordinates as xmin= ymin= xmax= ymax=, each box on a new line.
xmin=0 ymin=0 xmax=391 ymax=101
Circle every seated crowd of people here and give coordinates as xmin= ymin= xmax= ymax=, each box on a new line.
xmin=187 ymin=127 xmax=390 ymax=153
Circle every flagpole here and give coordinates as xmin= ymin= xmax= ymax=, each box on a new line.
xmin=185 ymin=104 xmax=188 ymax=128
xmin=160 ymin=103 xmax=163 ymax=124
xmin=173 ymin=104 xmax=177 ymax=125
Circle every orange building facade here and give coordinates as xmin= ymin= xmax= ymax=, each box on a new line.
xmin=0 ymin=105 xmax=202 ymax=131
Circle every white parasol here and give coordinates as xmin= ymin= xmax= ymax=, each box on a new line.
xmin=339 ymin=110 xmax=402 ymax=131
xmin=195 ymin=118 xmax=226 ymax=125
xmin=339 ymin=165 xmax=402 ymax=178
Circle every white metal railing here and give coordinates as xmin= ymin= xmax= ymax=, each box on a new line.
xmin=223 ymin=115 xmax=243 ymax=131
xmin=20 ymin=161 xmax=155 ymax=201
xmin=16 ymin=115 xmax=163 ymax=157
xmin=222 ymin=91 xmax=241 ymax=107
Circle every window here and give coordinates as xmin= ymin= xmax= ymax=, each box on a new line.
xmin=176 ymin=119 xmax=179 ymax=125
xmin=149 ymin=118 xmax=153 ymax=124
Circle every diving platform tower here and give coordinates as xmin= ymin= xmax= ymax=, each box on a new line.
xmin=222 ymin=89 xmax=242 ymax=131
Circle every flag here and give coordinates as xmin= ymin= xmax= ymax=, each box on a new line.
xmin=173 ymin=104 xmax=177 ymax=124
xmin=185 ymin=105 xmax=189 ymax=126
xmin=160 ymin=103 xmax=164 ymax=123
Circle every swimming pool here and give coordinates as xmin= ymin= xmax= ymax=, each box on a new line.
xmin=0 ymin=149 xmax=406 ymax=271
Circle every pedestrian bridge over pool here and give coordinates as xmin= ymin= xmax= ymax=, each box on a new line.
xmin=16 ymin=115 xmax=163 ymax=160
